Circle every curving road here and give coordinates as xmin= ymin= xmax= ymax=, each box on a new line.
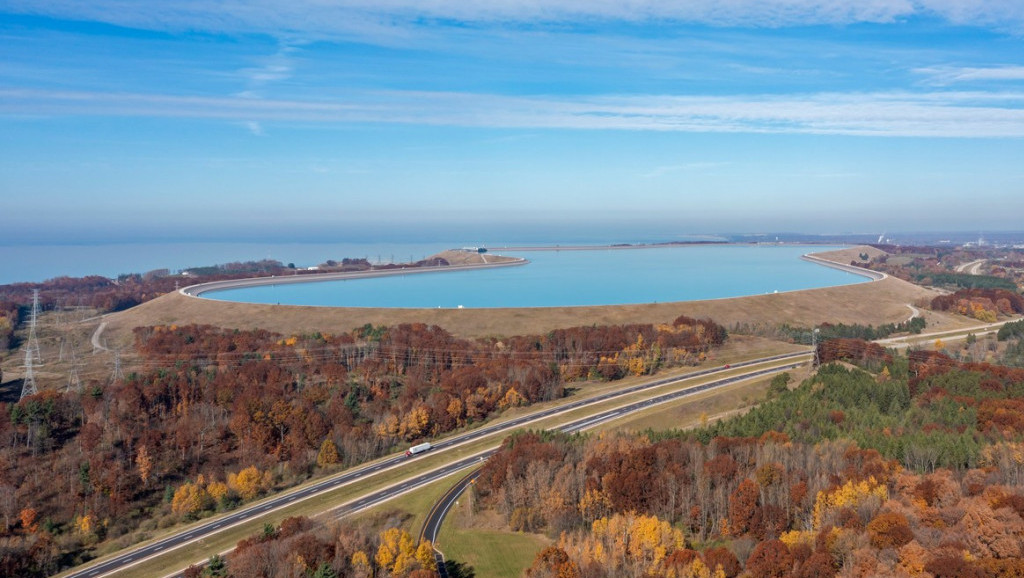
xmin=416 ymin=360 xmax=806 ymax=575
xmin=61 ymin=351 xmax=808 ymax=578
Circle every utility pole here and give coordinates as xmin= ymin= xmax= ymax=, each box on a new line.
xmin=20 ymin=289 xmax=42 ymax=400
xmin=811 ymin=327 xmax=820 ymax=368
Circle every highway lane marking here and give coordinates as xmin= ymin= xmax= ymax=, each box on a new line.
xmin=69 ymin=356 xmax=810 ymax=578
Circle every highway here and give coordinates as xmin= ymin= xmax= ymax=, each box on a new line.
xmin=414 ymin=360 xmax=805 ymax=576
xmin=411 ymin=315 xmax=1024 ymax=576
xmin=61 ymin=352 xmax=808 ymax=578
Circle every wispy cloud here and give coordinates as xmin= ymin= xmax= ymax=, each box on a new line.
xmin=4 ymin=87 xmax=1024 ymax=137
xmin=244 ymin=120 xmax=264 ymax=135
xmin=916 ymin=65 xmax=1024 ymax=85
xmin=6 ymin=1 xmax=1024 ymax=38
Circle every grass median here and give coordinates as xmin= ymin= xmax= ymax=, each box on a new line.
xmin=57 ymin=347 xmax=806 ymax=578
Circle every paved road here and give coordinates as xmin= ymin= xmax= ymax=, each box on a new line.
xmin=416 ymin=360 xmax=805 ymax=575
xmin=62 ymin=351 xmax=808 ymax=578
xmin=955 ymin=259 xmax=986 ymax=274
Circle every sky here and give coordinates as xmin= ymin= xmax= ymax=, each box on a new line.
xmin=2 ymin=1 xmax=1024 ymax=244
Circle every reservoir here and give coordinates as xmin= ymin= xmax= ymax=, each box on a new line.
xmin=200 ymin=245 xmax=870 ymax=309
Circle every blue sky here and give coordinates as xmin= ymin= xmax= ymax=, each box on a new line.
xmin=2 ymin=1 xmax=1024 ymax=243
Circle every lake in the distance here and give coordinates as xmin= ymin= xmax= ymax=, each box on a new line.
xmin=202 ymin=245 xmax=869 ymax=308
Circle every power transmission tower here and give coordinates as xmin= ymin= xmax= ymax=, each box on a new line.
xmin=110 ymin=350 xmax=125 ymax=384
xmin=66 ymin=338 xmax=82 ymax=394
xmin=20 ymin=289 xmax=42 ymax=400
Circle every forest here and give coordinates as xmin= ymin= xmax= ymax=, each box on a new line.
xmin=474 ymin=343 xmax=1024 ymax=578
xmin=132 ymin=336 xmax=1024 ymax=578
xmin=189 ymin=339 xmax=1024 ymax=577
xmin=0 ymin=315 xmax=726 ymax=576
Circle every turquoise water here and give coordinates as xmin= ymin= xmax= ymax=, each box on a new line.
xmin=202 ymin=245 xmax=868 ymax=308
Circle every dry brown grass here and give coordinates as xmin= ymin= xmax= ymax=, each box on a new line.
xmin=97 ymin=246 xmax=964 ymax=345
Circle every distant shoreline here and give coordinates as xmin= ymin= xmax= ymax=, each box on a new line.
xmin=490 ymin=240 xmax=796 ymax=252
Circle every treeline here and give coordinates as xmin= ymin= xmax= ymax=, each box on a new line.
xmin=0 ymin=315 xmax=726 ymax=575
xmin=919 ymin=272 xmax=1018 ymax=291
xmin=481 ymin=428 xmax=1024 ymax=578
xmin=699 ymin=346 xmax=1024 ymax=471
xmin=815 ymin=338 xmax=892 ymax=368
xmin=931 ymin=288 xmax=1024 ymax=322
xmin=0 ymin=263 xmax=295 ymax=329
xmin=998 ymin=319 xmax=1024 ymax=341
xmin=780 ymin=318 xmax=925 ymax=345
xmin=0 ymin=254 xmax=466 ymax=327
xmin=0 ymin=256 xmax=450 ymax=350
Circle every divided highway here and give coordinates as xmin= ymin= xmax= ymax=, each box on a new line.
xmin=61 ymin=351 xmax=809 ymax=578
xmin=416 ymin=360 xmax=805 ymax=576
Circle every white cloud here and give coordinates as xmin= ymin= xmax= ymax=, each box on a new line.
xmin=4 ymin=87 xmax=1024 ymax=138
xmin=5 ymin=0 xmax=1024 ymax=37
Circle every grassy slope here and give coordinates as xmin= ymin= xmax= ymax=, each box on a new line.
xmin=100 ymin=261 xmax=956 ymax=349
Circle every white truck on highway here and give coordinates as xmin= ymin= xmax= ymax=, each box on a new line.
xmin=405 ymin=442 xmax=432 ymax=457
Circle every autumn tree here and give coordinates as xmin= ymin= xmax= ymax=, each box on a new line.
xmin=526 ymin=546 xmax=580 ymax=578
xmin=728 ymin=479 xmax=760 ymax=536
xmin=745 ymin=540 xmax=794 ymax=578
xmin=316 ymin=438 xmax=340 ymax=467
xmin=135 ymin=445 xmax=153 ymax=486
xmin=866 ymin=511 xmax=914 ymax=549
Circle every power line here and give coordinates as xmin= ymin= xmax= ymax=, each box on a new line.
xmin=20 ymin=289 xmax=42 ymax=400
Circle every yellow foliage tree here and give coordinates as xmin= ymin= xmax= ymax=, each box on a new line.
xmin=416 ymin=539 xmax=437 ymax=571
xmin=375 ymin=414 xmax=400 ymax=439
xmin=779 ymin=529 xmax=814 ymax=550
xmin=75 ymin=513 xmax=95 ymax=536
xmin=229 ymin=466 xmax=272 ymax=501
xmin=674 ymin=558 xmax=711 ymax=578
xmin=206 ymin=480 xmax=229 ymax=504
xmin=376 ymin=527 xmax=418 ymax=576
xmin=812 ymin=477 xmax=888 ymax=530
xmin=136 ymin=445 xmax=153 ymax=486
xmin=351 ymin=550 xmax=370 ymax=571
xmin=589 ymin=512 xmax=684 ymax=574
xmin=446 ymin=397 xmax=464 ymax=426
xmin=317 ymin=438 xmax=340 ymax=467
xmin=171 ymin=481 xmax=210 ymax=517
xmin=499 ymin=387 xmax=527 ymax=410
xmin=400 ymin=406 xmax=431 ymax=440
xmin=578 ymin=488 xmax=613 ymax=522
